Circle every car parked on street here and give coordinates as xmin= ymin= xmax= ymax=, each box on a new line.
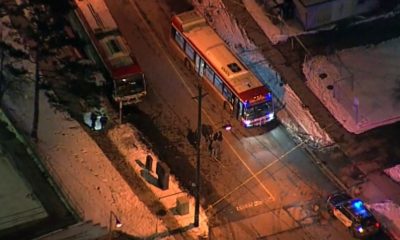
xmin=327 ymin=192 xmax=381 ymax=238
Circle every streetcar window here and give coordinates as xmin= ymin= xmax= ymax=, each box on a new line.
xmin=214 ymin=75 xmax=223 ymax=93
xmin=204 ymin=64 xmax=214 ymax=83
xmin=222 ymin=85 xmax=233 ymax=102
xmin=227 ymin=63 xmax=241 ymax=73
xmin=106 ymin=39 xmax=122 ymax=55
xmin=185 ymin=43 xmax=195 ymax=61
xmin=174 ymin=30 xmax=185 ymax=50
xmin=115 ymin=75 xmax=145 ymax=95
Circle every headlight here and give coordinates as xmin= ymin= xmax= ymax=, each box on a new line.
xmin=357 ymin=226 xmax=364 ymax=233
xmin=244 ymin=120 xmax=251 ymax=127
xmin=267 ymin=112 xmax=274 ymax=120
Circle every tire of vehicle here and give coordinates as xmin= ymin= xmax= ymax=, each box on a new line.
xmin=349 ymin=227 xmax=357 ymax=237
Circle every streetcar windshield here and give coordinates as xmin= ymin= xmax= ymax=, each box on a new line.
xmin=243 ymin=101 xmax=272 ymax=120
xmin=115 ymin=74 xmax=145 ymax=96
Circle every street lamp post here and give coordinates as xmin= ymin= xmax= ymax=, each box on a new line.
xmin=108 ymin=211 xmax=122 ymax=240
xmin=119 ymin=101 xmax=123 ymax=124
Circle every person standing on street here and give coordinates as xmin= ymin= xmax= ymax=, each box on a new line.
xmin=100 ymin=114 xmax=108 ymax=130
xmin=90 ymin=112 xmax=97 ymax=130
xmin=217 ymin=131 xmax=223 ymax=142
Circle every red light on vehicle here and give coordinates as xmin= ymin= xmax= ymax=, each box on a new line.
xmin=375 ymin=222 xmax=380 ymax=228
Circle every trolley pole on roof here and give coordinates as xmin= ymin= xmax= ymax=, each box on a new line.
xmin=194 ymin=83 xmax=207 ymax=228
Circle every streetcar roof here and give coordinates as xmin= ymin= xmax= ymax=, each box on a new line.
xmin=74 ymin=0 xmax=118 ymax=32
xmin=171 ymin=10 xmax=207 ymax=32
xmin=74 ymin=0 xmax=143 ymax=78
xmin=174 ymin=11 xmax=266 ymax=99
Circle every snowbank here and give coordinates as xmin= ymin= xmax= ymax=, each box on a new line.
xmin=369 ymin=201 xmax=400 ymax=240
xmin=384 ymin=164 xmax=400 ymax=184
xmin=107 ymin=125 xmax=209 ymax=238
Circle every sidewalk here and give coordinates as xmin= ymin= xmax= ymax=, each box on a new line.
xmin=2 ymin=87 xmax=208 ymax=239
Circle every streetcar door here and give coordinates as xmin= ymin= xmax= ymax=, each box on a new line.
xmin=237 ymin=101 xmax=244 ymax=120
xmin=233 ymin=97 xmax=240 ymax=119
xmin=195 ymin=54 xmax=205 ymax=77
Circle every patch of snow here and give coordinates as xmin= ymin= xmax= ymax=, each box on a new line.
xmin=368 ymin=200 xmax=400 ymax=240
xmin=304 ymin=38 xmax=400 ymax=134
xmin=242 ymin=0 xmax=290 ymax=45
xmin=384 ymin=164 xmax=400 ymax=184
xmin=278 ymin=86 xmax=333 ymax=148
xmin=1 ymin=16 xmax=29 ymax=52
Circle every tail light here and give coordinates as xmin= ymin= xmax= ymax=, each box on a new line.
xmin=375 ymin=222 xmax=380 ymax=228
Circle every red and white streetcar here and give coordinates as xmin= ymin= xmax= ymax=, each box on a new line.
xmin=72 ymin=0 xmax=146 ymax=105
xmin=170 ymin=10 xmax=274 ymax=127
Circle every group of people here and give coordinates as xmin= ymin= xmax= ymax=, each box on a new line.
xmin=208 ymin=131 xmax=223 ymax=159
xmin=201 ymin=124 xmax=224 ymax=159
xmin=89 ymin=111 xmax=108 ymax=130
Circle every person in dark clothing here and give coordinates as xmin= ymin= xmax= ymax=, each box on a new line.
xmin=208 ymin=141 xmax=213 ymax=156
xmin=100 ymin=114 xmax=108 ymax=129
xmin=90 ymin=112 xmax=97 ymax=130
xmin=217 ymin=131 xmax=223 ymax=142
xmin=201 ymin=124 xmax=214 ymax=142
xmin=213 ymin=132 xmax=219 ymax=141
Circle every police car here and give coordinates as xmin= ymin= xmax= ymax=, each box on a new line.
xmin=327 ymin=192 xmax=380 ymax=238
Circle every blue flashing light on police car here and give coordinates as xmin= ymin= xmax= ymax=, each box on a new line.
xmin=351 ymin=199 xmax=369 ymax=217
xmin=266 ymin=92 xmax=272 ymax=102
xmin=352 ymin=199 xmax=363 ymax=209
xmin=327 ymin=193 xmax=381 ymax=238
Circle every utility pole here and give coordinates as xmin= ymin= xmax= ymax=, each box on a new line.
xmin=194 ymin=83 xmax=206 ymax=227
xmin=119 ymin=101 xmax=123 ymax=124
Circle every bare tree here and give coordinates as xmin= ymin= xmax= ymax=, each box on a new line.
xmin=7 ymin=0 xmax=73 ymax=140
xmin=0 ymin=3 xmax=30 ymax=103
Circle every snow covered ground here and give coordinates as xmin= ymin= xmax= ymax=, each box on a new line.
xmin=304 ymin=39 xmax=400 ymax=134
xmin=369 ymin=200 xmax=400 ymax=240
xmin=243 ymin=0 xmax=400 ymax=134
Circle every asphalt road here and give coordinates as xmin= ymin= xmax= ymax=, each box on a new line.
xmin=104 ymin=0 xmax=362 ymax=239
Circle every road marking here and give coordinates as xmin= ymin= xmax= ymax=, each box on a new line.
xmin=236 ymin=200 xmax=263 ymax=211
xmin=209 ymin=142 xmax=303 ymax=210
xmin=126 ymin=0 xmax=274 ymax=202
